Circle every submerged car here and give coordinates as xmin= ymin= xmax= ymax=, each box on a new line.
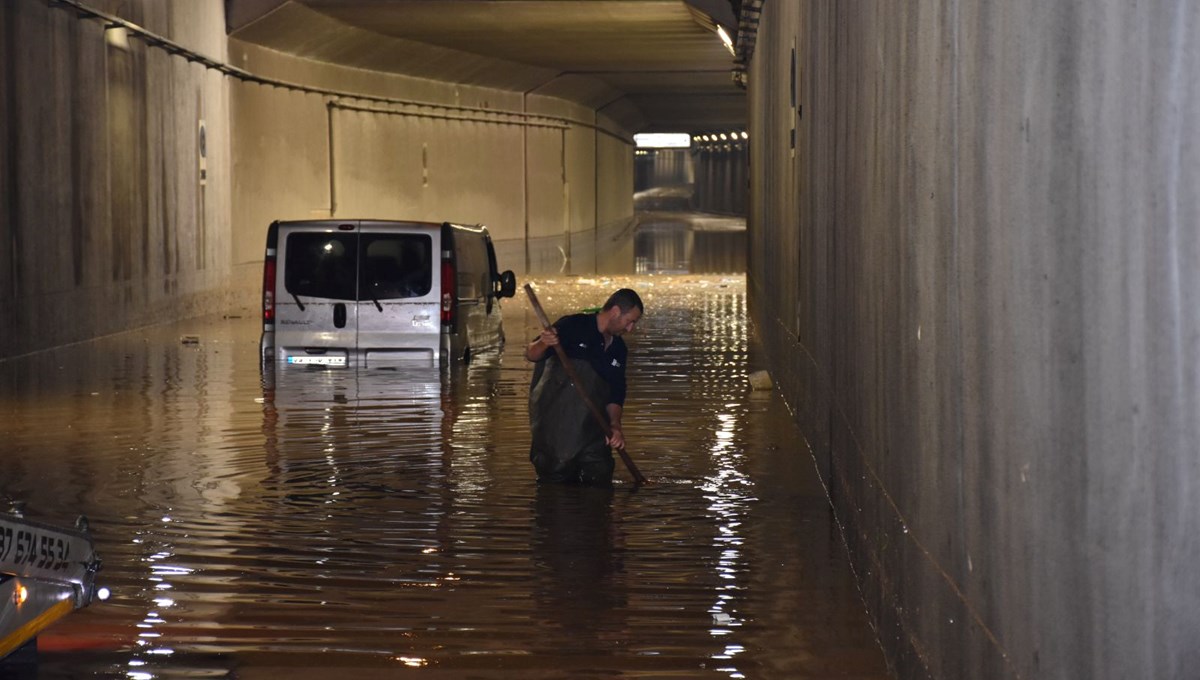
xmin=260 ymin=220 xmax=517 ymax=367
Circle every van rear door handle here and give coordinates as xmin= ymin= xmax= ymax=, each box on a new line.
xmin=333 ymin=303 xmax=347 ymax=328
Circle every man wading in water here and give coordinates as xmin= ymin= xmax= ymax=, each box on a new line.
xmin=525 ymin=289 xmax=644 ymax=485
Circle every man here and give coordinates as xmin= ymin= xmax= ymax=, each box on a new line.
xmin=525 ymin=288 xmax=644 ymax=484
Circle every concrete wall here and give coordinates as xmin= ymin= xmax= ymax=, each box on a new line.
xmin=1 ymin=0 xmax=234 ymax=359
xmin=229 ymin=44 xmax=634 ymax=287
xmin=747 ymin=2 xmax=1200 ymax=679
xmin=1 ymin=0 xmax=636 ymax=360
xmin=228 ymin=43 xmax=532 ymax=286
xmin=693 ymin=144 xmax=748 ymax=216
xmin=596 ymin=131 xmax=636 ymax=274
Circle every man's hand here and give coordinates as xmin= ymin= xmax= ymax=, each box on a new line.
xmin=606 ymin=403 xmax=625 ymax=450
xmin=606 ymin=426 xmax=626 ymax=450
xmin=525 ymin=327 xmax=559 ymax=361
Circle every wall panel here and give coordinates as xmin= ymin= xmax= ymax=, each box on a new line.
xmin=746 ymin=1 xmax=1200 ymax=678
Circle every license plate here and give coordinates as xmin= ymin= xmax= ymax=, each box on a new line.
xmin=0 ymin=516 xmax=96 ymax=583
xmin=287 ymin=355 xmax=346 ymax=366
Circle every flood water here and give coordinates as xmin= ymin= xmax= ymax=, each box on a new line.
xmin=1 ymin=275 xmax=889 ymax=679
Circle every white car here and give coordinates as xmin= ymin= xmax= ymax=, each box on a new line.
xmin=260 ymin=220 xmax=517 ymax=367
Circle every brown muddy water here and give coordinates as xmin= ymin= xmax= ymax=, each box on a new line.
xmin=0 ymin=275 xmax=889 ymax=679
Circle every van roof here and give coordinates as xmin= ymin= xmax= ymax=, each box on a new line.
xmin=274 ymin=219 xmax=440 ymax=229
xmin=271 ymin=219 xmax=487 ymax=233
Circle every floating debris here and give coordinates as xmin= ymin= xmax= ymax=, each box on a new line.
xmin=748 ymin=370 xmax=773 ymax=391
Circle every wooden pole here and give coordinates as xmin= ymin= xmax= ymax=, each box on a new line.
xmin=524 ymin=284 xmax=647 ymax=485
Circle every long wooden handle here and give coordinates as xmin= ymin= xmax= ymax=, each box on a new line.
xmin=524 ymin=284 xmax=647 ymax=485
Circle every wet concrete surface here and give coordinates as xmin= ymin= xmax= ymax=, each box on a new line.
xmin=0 ymin=275 xmax=890 ymax=679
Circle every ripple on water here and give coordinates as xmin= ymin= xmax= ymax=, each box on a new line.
xmin=1 ymin=275 xmax=888 ymax=679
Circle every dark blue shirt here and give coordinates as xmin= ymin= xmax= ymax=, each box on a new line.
xmin=543 ymin=312 xmax=628 ymax=406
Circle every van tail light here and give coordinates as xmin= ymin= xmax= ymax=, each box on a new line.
xmin=262 ymin=253 xmax=277 ymax=323
xmin=441 ymin=258 xmax=455 ymax=327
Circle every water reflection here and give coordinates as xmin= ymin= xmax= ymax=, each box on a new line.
xmin=0 ymin=276 xmax=888 ymax=679
xmin=531 ymin=485 xmax=625 ymax=643
xmin=634 ymin=214 xmax=746 ymax=275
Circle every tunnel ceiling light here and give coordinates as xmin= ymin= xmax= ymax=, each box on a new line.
xmin=741 ymin=131 xmax=749 ymax=140
xmin=719 ymin=133 xmax=728 ymax=141
xmin=716 ymin=25 xmax=736 ymax=56
xmin=634 ymin=133 xmax=692 ymax=148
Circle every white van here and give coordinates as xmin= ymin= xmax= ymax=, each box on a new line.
xmin=259 ymin=219 xmax=517 ymax=367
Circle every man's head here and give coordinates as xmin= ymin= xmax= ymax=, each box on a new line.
xmin=599 ymin=288 xmax=644 ymax=337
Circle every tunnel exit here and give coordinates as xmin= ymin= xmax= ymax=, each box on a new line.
xmin=632 ymin=132 xmax=748 ymax=275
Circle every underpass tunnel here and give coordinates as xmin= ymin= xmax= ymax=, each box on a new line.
xmin=3 ymin=0 xmax=1200 ymax=678
xmin=634 ymin=135 xmax=748 ymax=274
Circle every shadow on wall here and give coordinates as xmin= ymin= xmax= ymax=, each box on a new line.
xmin=595 ymin=217 xmax=638 ymax=275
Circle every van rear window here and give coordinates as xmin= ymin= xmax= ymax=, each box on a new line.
xmin=284 ymin=233 xmax=358 ymax=301
xmin=283 ymin=232 xmax=433 ymax=302
xmin=361 ymin=233 xmax=433 ymax=299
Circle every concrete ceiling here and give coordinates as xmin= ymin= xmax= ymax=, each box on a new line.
xmin=226 ymin=0 xmax=745 ymax=134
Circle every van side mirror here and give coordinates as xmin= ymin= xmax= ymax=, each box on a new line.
xmin=497 ymin=270 xmax=517 ymax=298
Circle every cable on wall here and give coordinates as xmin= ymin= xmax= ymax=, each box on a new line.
xmin=44 ymin=0 xmax=633 ymax=144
